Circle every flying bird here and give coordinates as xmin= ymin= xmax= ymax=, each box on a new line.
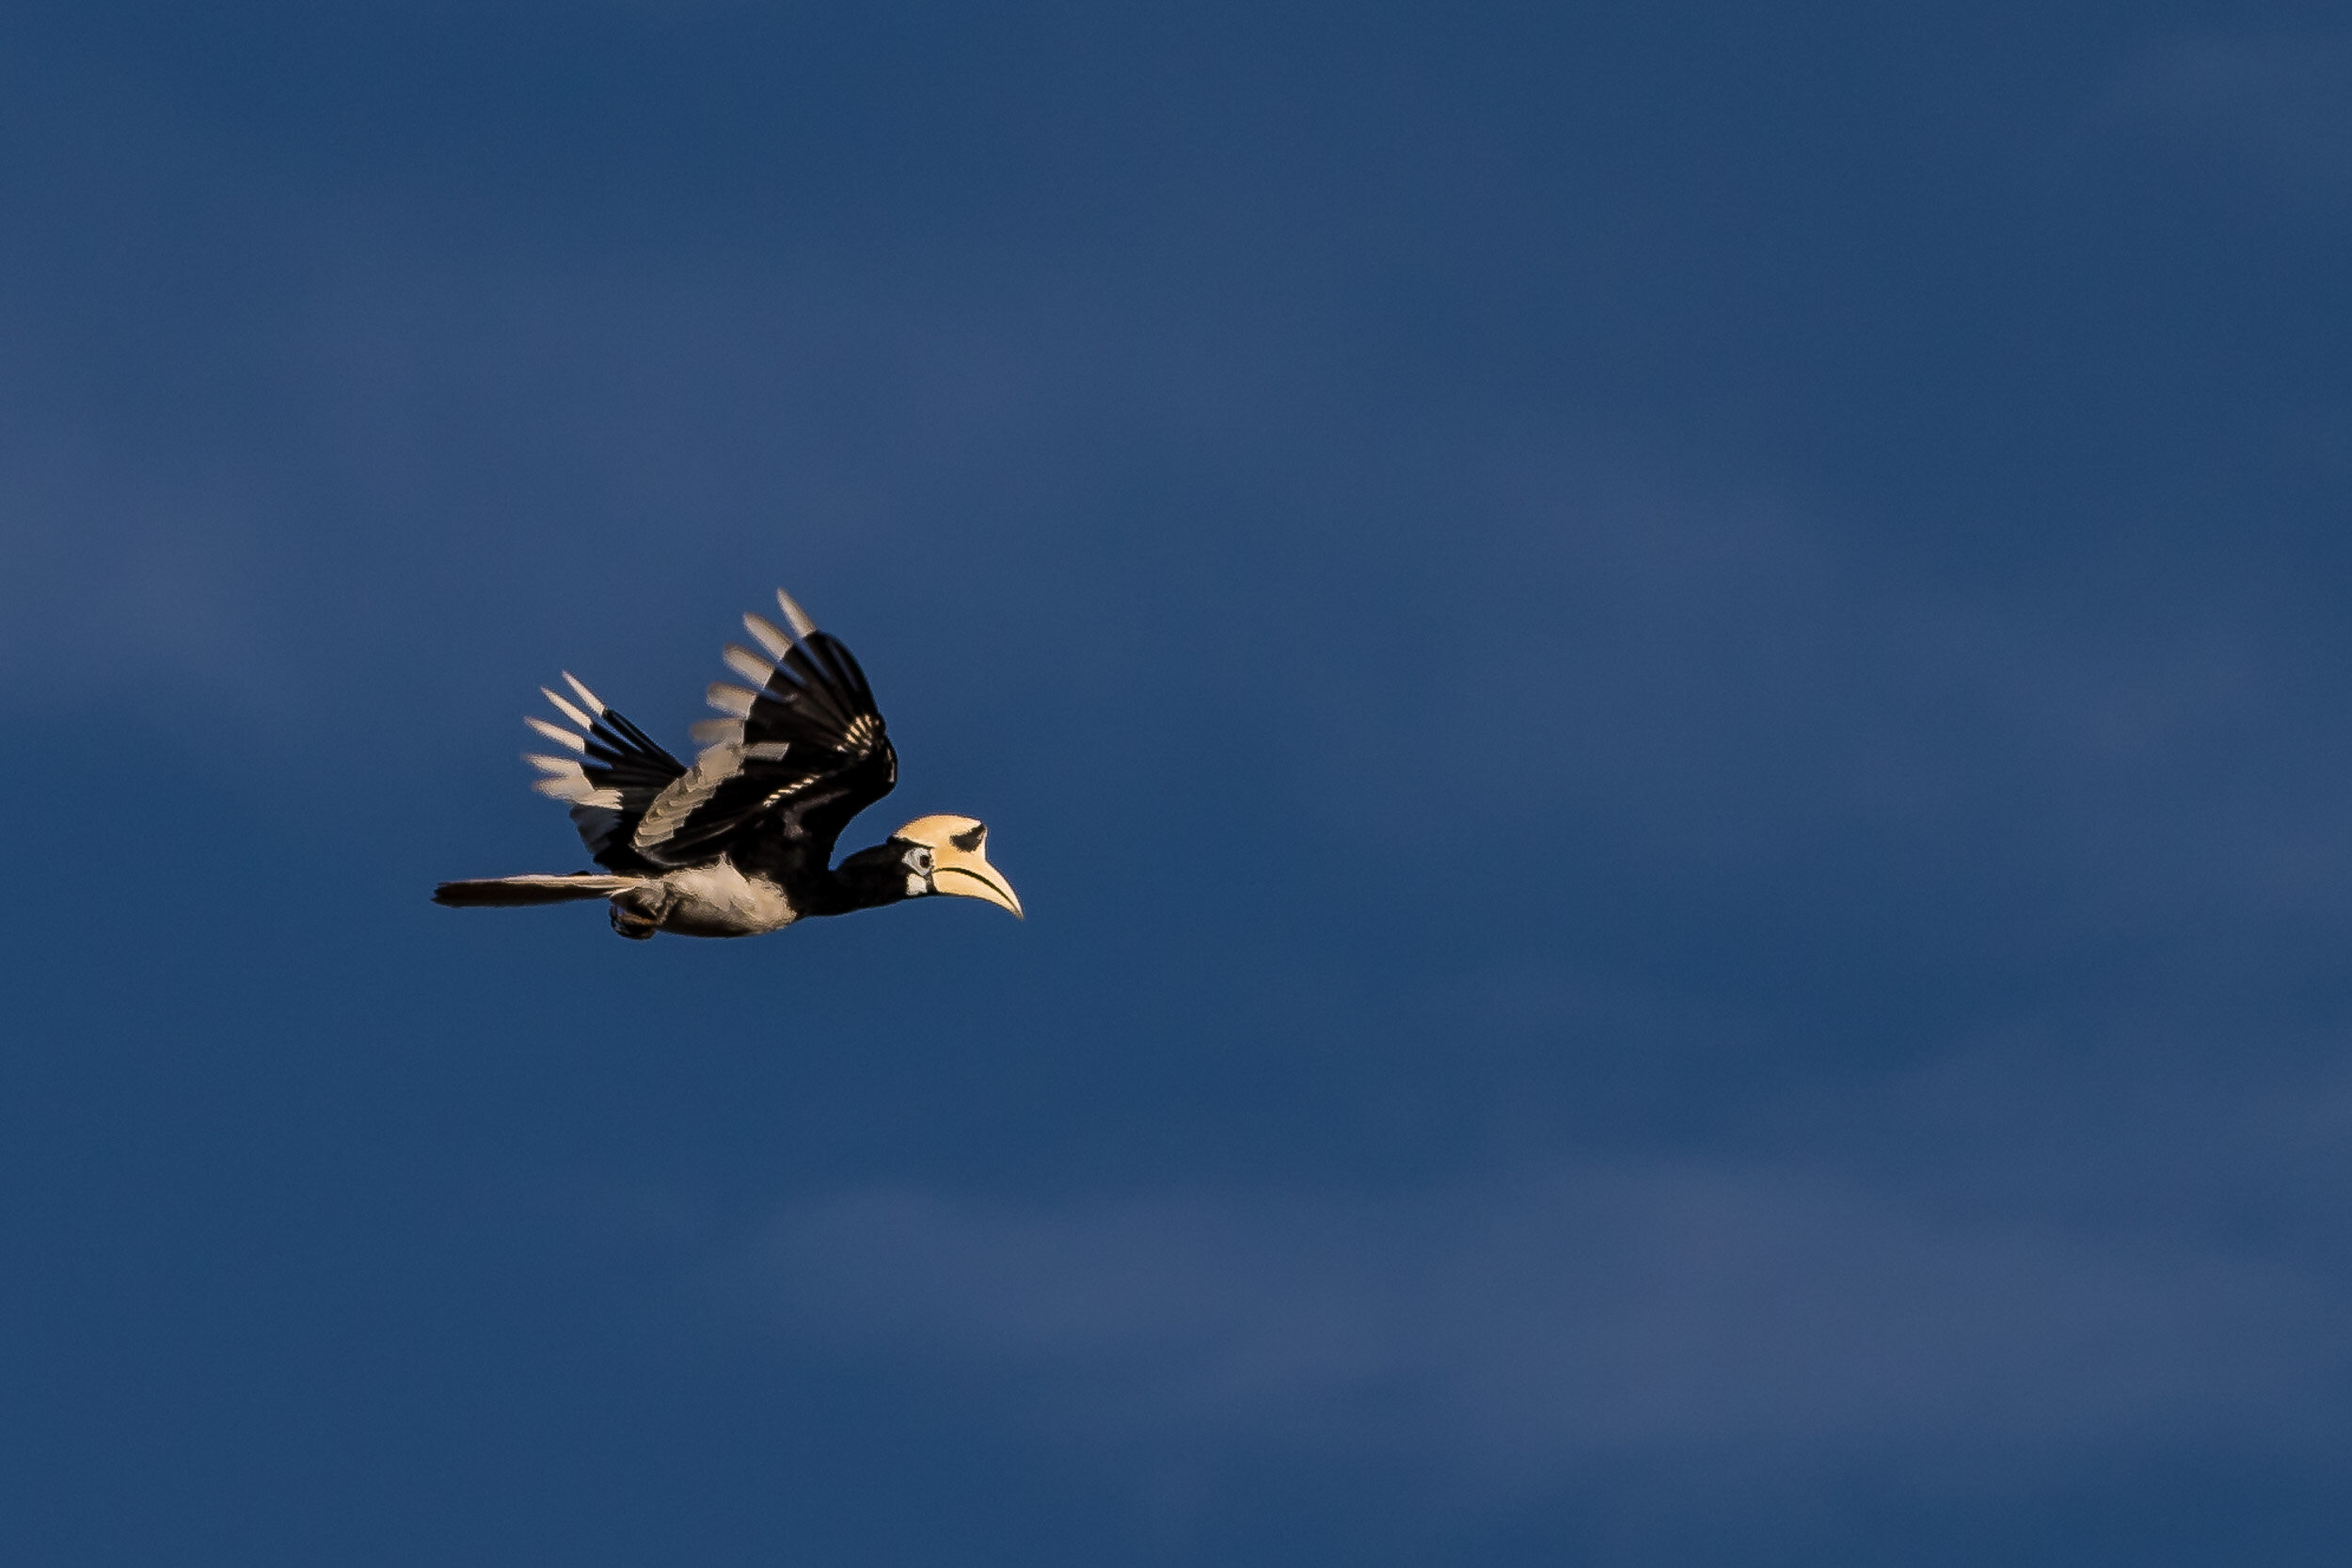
xmin=434 ymin=589 xmax=1022 ymax=939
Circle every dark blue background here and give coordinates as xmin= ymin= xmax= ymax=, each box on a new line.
xmin=8 ymin=3 xmax=2352 ymax=1562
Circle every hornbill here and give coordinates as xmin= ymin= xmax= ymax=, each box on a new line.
xmin=434 ymin=589 xmax=1022 ymax=940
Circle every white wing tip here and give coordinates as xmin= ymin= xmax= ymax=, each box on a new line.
xmin=561 ymin=672 xmax=608 ymax=716
xmin=523 ymin=716 xmax=587 ymax=752
xmin=690 ymin=718 xmax=745 ymax=746
xmin=722 ymin=643 xmax=774 ymax=687
xmin=775 ymin=589 xmax=818 ymax=640
xmin=742 ymin=611 xmax=795 ymax=660
xmin=542 ymin=685 xmax=596 ymax=731
xmin=531 ymin=779 xmax=622 ymax=809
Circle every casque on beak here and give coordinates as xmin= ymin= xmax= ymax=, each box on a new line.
xmin=894 ymin=814 xmax=1025 ymax=918
xmin=934 ymin=846 xmax=1023 ymax=917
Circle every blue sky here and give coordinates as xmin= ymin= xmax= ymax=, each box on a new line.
xmin=7 ymin=2 xmax=2352 ymax=1562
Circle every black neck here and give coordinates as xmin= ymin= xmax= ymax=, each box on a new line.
xmin=807 ymin=840 xmax=916 ymax=916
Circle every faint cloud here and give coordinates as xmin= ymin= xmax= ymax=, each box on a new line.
xmin=747 ymin=1134 xmax=2351 ymax=1490
xmin=2111 ymin=36 xmax=2352 ymax=204
xmin=1279 ymin=434 xmax=2310 ymax=953
xmin=0 ymin=439 xmax=269 ymax=712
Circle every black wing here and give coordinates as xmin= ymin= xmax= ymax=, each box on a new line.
xmin=624 ymin=590 xmax=898 ymax=880
xmin=523 ymin=673 xmax=688 ymax=874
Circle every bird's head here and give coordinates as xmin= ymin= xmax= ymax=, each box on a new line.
xmin=888 ymin=815 xmax=1024 ymax=918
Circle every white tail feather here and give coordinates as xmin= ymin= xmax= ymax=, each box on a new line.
xmin=706 ymin=682 xmax=757 ymax=718
xmin=690 ymin=718 xmax=744 ymax=746
xmin=434 ymin=872 xmax=650 ymax=909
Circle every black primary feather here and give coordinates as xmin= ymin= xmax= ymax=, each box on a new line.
xmin=635 ymin=622 xmax=898 ymax=886
xmin=571 ymin=703 xmax=686 ymax=872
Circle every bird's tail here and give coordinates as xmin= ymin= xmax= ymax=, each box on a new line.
xmin=432 ymin=874 xmax=650 ymax=908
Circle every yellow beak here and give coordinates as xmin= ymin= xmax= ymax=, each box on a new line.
xmin=932 ymin=847 xmax=1024 ymax=918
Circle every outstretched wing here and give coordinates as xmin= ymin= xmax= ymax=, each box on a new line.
xmin=625 ymin=590 xmax=897 ymax=879
xmin=522 ymin=673 xmax=687 ymax=873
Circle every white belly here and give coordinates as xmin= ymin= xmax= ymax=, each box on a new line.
xmin=652 ymin=859 xmax=798 ymax=938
